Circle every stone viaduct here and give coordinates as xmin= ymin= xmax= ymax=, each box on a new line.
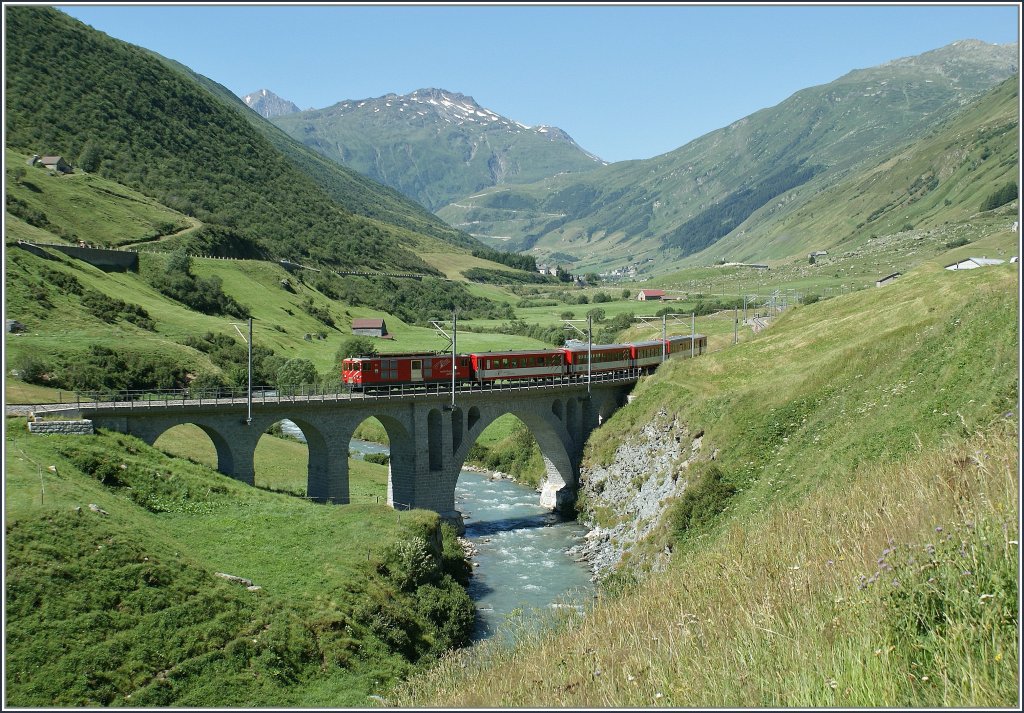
xmin=68 ymin=378 xmax=636 ymax=527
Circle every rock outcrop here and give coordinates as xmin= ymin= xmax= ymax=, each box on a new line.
xmin=569 ymin=408 xmax=713 ymax=580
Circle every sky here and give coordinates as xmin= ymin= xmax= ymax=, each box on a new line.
xmin=50 ymin=2 xmax=1021 ymax=164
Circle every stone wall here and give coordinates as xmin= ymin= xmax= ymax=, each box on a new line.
xmin=27 ymin=420 xmax=94 ymax=435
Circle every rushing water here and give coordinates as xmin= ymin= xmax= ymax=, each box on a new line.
xmin=277 ymin=419 xmax=595 ymax=641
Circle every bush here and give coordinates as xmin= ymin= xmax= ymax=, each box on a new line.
xmin=669 ymin=463 xmax=736 ymax=542
xmin=145 ymin=250 xmax=250 ymax=319
xmin=364 ymin=453 xmax=390 ymax=466
xmin=276 ymin=358 xmax=318 ymax=388
xmin=12 ymin=353 xmax=50 ymax=385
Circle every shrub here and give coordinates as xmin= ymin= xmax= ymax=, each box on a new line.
xmin=669 ymin=463 xmax=736 ymax=542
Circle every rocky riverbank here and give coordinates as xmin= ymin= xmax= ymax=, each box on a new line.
xmin=568 ymin=408 xmax=716 ymax=581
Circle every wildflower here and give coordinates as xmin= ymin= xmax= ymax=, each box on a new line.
xmin=995 ymin=652 xmax=1003 ymax=662
xmin=827 ymin=679 xmax=838 ymax=690
xmin=655 ymin=693 xmax=663 ymax=700
xmin=922 ymin=676 xmax=930 ymax=682
xmin=935 ymin=526 xmax=943 ymax=533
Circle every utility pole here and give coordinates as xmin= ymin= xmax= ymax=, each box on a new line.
xmin=430 ymin=312 xmax=458 ymax=409
xmin=734 ymin=306 xmax=738 ymax=345
xmin=562 ymin=316 xmax=593 ymax=395
xmin=691 ymin=312 xmax=695 ymax=358
xmin=231 ymin=319 xmax=253 ymax=424
xmin=662 ymin=314 xmax=667 ymax=362
xmin=588 ymin=314 xmax=592 ymax=392
xmin=451 ymin=311 xmax=457 ymax=409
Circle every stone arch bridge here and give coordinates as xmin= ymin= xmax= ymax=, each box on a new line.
xmin=61 ymin=376 xmax=638 ymax=526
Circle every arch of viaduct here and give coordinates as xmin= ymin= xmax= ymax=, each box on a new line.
xmin=81 ymin=381 xmax=635 ymax=525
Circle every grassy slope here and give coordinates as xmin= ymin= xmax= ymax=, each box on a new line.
xmin=3 ymin=230 xmax=551 ymax=404
xmin=4 ymin=420 xmax=465 ymax=707
xmin=703 ymin=75 xmax=1020 ymax=263
xmin=389 ymin=261 xmax=1020 ymax=707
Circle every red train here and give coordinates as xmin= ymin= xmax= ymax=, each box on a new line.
xmin=341 ymin=334 xmax=707 ymax=389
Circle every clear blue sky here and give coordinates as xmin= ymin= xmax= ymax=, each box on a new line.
xmin=54 ymin=2 xmax=1020 ymax=163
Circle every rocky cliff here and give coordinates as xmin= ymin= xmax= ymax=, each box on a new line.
xmin=569 ymin=408 xmax=717 ymax=579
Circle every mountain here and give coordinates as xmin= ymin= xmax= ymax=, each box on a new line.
xmin=699 ymin=74 xmax=1019 ymax=264
xmin=269 ymin=88 xmax=606 ymax=211
xmin=435 ymin=40 xmax=1018 ymax=273
xmin=4 ymin=7 xmax=484 ymax=272
xmin=242 ymin=88 xmax=301 ymax=118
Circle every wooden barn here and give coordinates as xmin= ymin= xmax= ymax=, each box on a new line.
xmin=351 ymin=318 xmax=389 ymax=338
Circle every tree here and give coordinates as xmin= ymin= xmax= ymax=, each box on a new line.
xmin=77 ymin=140 xmax=102 ymax=172
xmin=276 ymin=358 xmax=317 ymax=388
xmin=335 ymin=336 xmax=378 ymax=366
xmin=980 ymin=181 xmax=1017 ymax=211
xmin=586 ymin=307 xmax=606 ymax=323
xmin=621 ymin=288 xmax=631 ymax=299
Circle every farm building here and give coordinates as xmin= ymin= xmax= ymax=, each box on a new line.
xmin=351 ymin=318 xmax=390 ymax=338
xmin=637 ymin=289 xmax=666 ymax=301
xmin=38 ymin=155 xmax=72 ymax=173
xmin=944 ymin=257 xmax=1005 ymax=271
xmin=875 ymin=272 xmax=902 ymax=287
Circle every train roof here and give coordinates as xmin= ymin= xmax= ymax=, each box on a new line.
xmin=630 ymin=340 xmax=665 ymax=348
xmin=342 ymin=351 xmax=448 ymax=360
xmin=561 ymin=342 xmax=631 ymax=352
xmin=468 ymin=348 xmax=563 ymax=357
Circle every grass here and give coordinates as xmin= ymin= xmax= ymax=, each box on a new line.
xmin=4 ymin=419 xmax=472 ymax=707
xmin=5 ymin=148 xmax=196 ymax=248
xmin=386 ymin=259 xmax=1020 ymax=707
xmin=389 ymin=422 xmax=1018 ymax=707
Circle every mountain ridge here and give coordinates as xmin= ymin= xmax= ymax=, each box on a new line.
xmin=434 ymin=39 xmax=1018 ymax=273
xmin=269 ymin=87 xmax=606 ymax=211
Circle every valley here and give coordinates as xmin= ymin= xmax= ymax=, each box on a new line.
xmin=3 ymin=6 xmax=1019 ymax=709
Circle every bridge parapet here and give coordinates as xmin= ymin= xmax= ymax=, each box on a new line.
xmin=33 ymin=375 xmax=640 ymax=518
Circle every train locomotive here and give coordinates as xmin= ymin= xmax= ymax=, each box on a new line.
xmin=341 ymin=334 xmax=707 ymax=390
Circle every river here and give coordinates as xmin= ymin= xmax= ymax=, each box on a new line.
xmin=277 ymin=420 xmax=595 ymax=641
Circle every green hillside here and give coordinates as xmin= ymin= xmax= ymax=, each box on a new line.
xmin=271 ymin=89 xmax=604 ymax=212
xmin=390 ymin=260 xmax=1020 ymax=708
xmin=701 ymin=75 xmax=1020 ymax=263
xmin=3 ymin=6 xmax=472 ymax=273
xmin=436 ymin=40 xmax=1018 ymax=275
xmin=161 ymin=65 xmax=483 ymax=252
xmin=5 ymin=421 xmax=473 ymax=706
xmin=3 ymin=225 xmax=553 ymax=400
